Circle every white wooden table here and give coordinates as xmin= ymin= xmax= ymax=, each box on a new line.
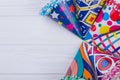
xmin=0 ymin=0 xmax=82 ymax=80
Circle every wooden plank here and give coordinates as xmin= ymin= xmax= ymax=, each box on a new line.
xmin=0 ymin=16 xmax=81 ymax=44
xmin=0 ymin=45 xmax=78 ymax=73
xmin=0 ymin=74 xmax=64 ymax=80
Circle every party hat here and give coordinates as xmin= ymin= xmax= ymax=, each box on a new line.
xmin=89 ymin=0 xmax=120 ymax=38
xmin=74 ymin=0 xmax=106 ymax=39
xmin=85 ymin=42 xmax=120 ymax=80
xmin=63 ymin=43 xmax=96 ymax=80
xmin=87 ymin=30 xmax=120 ymax=57
xmin=40 ymin=0 xmax=82 ymax=39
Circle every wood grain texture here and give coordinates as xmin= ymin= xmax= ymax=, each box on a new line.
xmin=0 ymin=0 xmax=82 ymax=80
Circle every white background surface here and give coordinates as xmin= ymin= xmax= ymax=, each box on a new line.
xmin=0 ymin=0 xmax=82 ymax=80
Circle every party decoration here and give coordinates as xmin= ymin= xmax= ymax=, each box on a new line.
xmin=74 ymin=0 xmax=106 ymax=39
xmin=40 ymin=0 xmax=120 ymax=79
xmin=40 ymin=0 xmax=82 ymax=39
xmin=65 ymin=43 xmax=96 ymax=80
xmin=87 ymin=30 xmax=120 ymax=57
xmin=85 ymin=42 xmax=120 ymax=80
xmin=64 ymin=42 xmax=120 ymax=80
xmin=89 ymin=0 xmax=120 ymax=38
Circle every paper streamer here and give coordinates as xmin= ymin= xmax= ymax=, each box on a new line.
xmin=74 ymin=0 xmax=105 ymax=39
xmin=40 ymin=0 xmax=82 ymax=39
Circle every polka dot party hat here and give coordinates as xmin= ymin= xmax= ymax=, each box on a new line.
xmin=89 ymin=0 xmax=120 ymax=38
